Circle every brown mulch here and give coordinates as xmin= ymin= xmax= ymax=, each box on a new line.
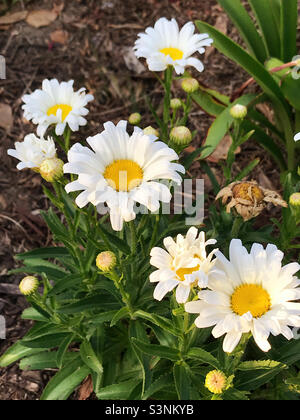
xmin=0 ymin=0 xmax=281 ymax=400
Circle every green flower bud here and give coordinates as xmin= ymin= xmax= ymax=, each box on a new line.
xmin=19 ymin=276 xmax=39 ymax=296
xmin=289 ymin=192 xmax=300 ymax=224
xmin=265 ymin=57 xmax=287 ymax=78
xmin=129 ymin=113 xmax=142 ymax=125
xmin=96 ymin=251 xmax=117 ymax=272
xmin=181 ymin=78 xmax=199 ymax=93
xmin=170 ymin=98 xmax=182 ymax=110
xmin=170 ymin=126 xmax=192 ymax=145
xmin=230 ymin=104 xmax=247 ymax=120
xmin=143 ymin=126 xmax=159 ymax=137
xmin=40 ymin=157 xmax=64 ymax=182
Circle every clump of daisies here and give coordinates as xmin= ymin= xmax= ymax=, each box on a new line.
xmin=150 ymin=227 xmax=217 ymax=303
xmin=185 ymin=239 xmax=300 ymax=353
xmin=134 ymin=17 xmax=213 ymax=74
xmin=63 ymin=121 xmax=185 ymax=231
xmin=22 ymin=79 xmax=94 ymax=136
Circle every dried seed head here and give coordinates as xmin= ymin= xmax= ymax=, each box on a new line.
xmin=216 ymin=180 xmax=287 ymax=221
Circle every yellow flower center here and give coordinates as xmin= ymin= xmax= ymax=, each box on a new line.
xmin=176 ymin=265 xmax=200 ymax=282
xmin=160 ymin=47 xmax=184 ymax=60
xmin=231 ymin=284 xmax=271 ymax=318
xmin=232 ymin=183 xmax=264 ymax=203
xmin=47 ymin=104 xmax=73 ymax=121
xmin=103 ymin=159 xmax=143 ymax=192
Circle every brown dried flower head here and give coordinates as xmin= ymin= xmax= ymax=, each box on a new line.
xmin=215 ymin=180 xmax=287 ymax=221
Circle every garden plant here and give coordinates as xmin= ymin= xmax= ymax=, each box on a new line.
xmin=0 ymin=0 xmax=300 ymax=401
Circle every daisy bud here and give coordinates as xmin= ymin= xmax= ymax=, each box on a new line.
xmin=170 ymin=98 xmax=182 ymax=110
xmin=39 ymin=157 xmax=64 ymax=182
xmin=181 ymin=77 xmax=199 ymax=93
xmin=230 ymin=104 xmax=247 ymax=120
xmin=143 ymin=126 xmax=160 ymax=137
xmin=19 ymin=276 xmax=39 ymax=296
xmin=96 ymin=251 xmax=117 ymax=272
xmin=170 ymin=126 xmax=192 ymax=146
xmin=205 ymin=370 xmax=227 ymax=395
xmin=129 ymin=113 xmax=142 ymax=126
xmin=289 ymin=192 xmax=300 ymax=224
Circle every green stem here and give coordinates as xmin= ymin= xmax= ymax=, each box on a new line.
xmin=162 ymin=66 xmax=173 ymax=140
xmin=231 ymin=217 xmax=243 ymax=238
xmin=63 ymin=126 xmax=71 ymax=152
xmin=129 ymin=220 xmax=137 ymax=255
xmin=148 ymin=214 xmax=159 ymax=251
xmin=111 ymin=269 xmax=134 ymax=316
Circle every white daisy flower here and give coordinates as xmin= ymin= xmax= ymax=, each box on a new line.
xmin=185 ymin=239 xmax=300 ymax=353
xmin=134 ymin=17 xmax=213 ymax=75
xmin=64 ymin=120 xmax=185 ymax=231
xmin=294 ymin=132 xmax=300 ymax=142
xmin=7 ymin=133 xmax=56 ymax=170
xmin=150 ymin=227 xmax=217 ymax=303
xmin=22 ymin=79 xmax=94 ymax=137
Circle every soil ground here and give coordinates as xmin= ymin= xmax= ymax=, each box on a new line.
xmin=0 ymin=0 xmax=292 ymax=400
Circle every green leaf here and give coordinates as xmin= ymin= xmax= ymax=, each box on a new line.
xmin=131 ymin=338 xmax=180 ymax=361
xmin=134 ymin=310 xmax=182 ymax=337
xmin=242 ymin=119 xmax=287 ymax=170
xmin=173 ymin=364 xmax=191 ymax=400
xmin=56 ymin=334 xmax=75 ymax=369
xmin=195 ymin=21 xmax=289 ymax=114
xmin=237 ymin=360 xmax=285 ymax=371
xmin=217 ymin=0 xmax=267 ymax=61
xmin=191 ymin=89 xmax=225 ymax=117
xmin=236 ymin=360 xmax=287 ymax=391
xmin=281 ymin=76 xmax=300 ymax=111
xmin=186 ymin=347 xmax=221 ymax=370
xmin=233 ymin=158 xmax=260 ymax=182
xmin=80 ymin=340 xmax=103 ymax=376
xmin=41 ymin=356 xmax=90 ymax=400
xmin=48 ymin=273 xmax=82 ymax=296
xmin=110 ymin=306 xmax=129 ymax=327
xmin=0 ymin=342 xmax=45 ymax=367
xmin=98 ymin=224 xmax=131 ymax=255
xmin=20 ymin=351 xmax=77 ymax=371
xmin=248 ymin=0 xmax=281 ymax=58
xmin=57 ymin=294 xmax=120 ymax=314
xmin=199 ymin=94 xmax=256 ymax=159
xmin=142 ymin=372 xmax=173 ymax=400
xmin=96 ymin=380 xmax=141 ymax=400
xmin=16 ymin=247 xmax=70 ymax=261
xmin=90 ymin=310 xmax=120 ymax=325
xmin=21 ymin=307 xmax=49 ymax=322
xmin=21 ymin=332 xmax=70 ymax=349
xmin=280 ymin=0 xmax=298 ymax=61
xmin=129 ymin=320 xmax=152 ymax=397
